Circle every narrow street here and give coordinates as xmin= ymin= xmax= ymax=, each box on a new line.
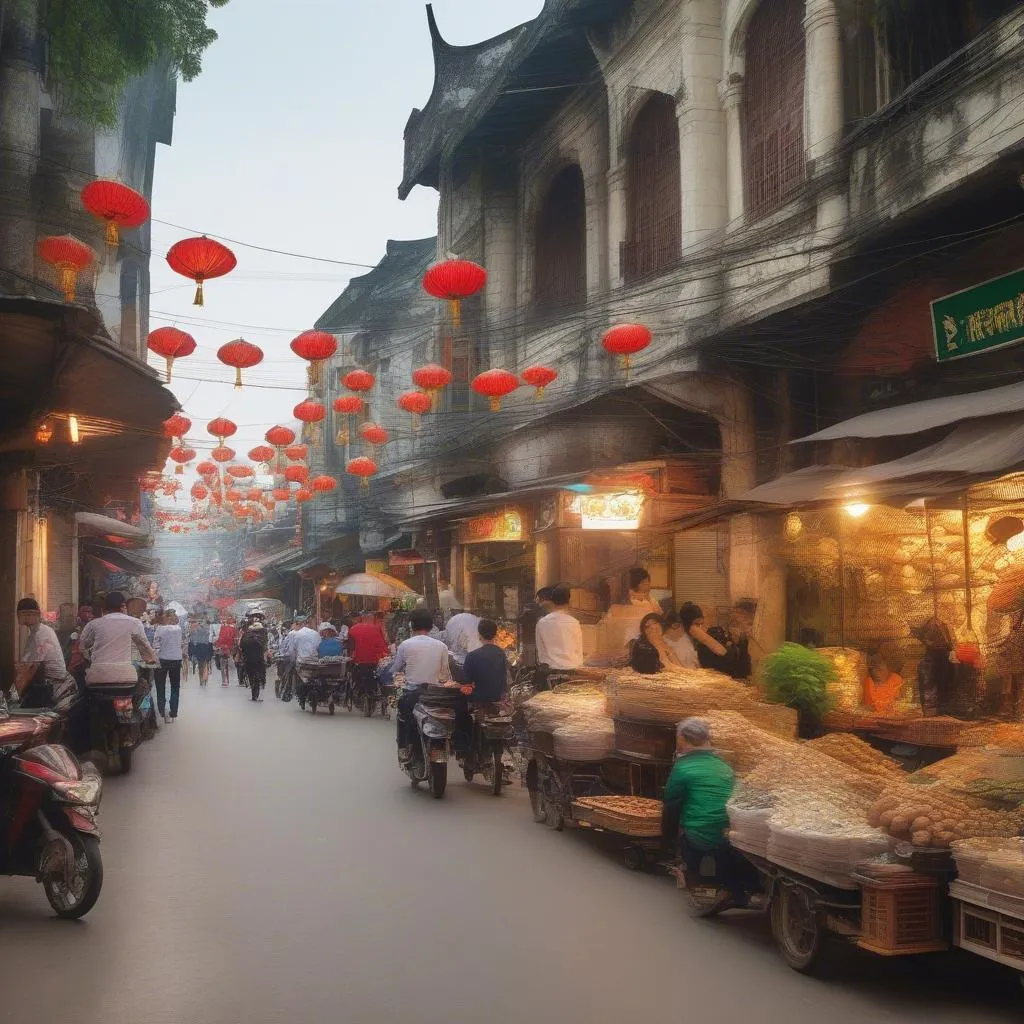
xmin=0 ymin=683 xmax=1018 ymax=1024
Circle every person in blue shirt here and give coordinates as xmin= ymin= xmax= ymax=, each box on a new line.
xmin=317 ymin=622 xmax=344 ymax=658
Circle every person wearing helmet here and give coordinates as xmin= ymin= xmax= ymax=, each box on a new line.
xmin=317 ymin=622 xmax=344 ymax=659
xmin=238 ymin=617 xmax=269 ymax=702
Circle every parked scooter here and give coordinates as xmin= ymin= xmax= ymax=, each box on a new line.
xmin=87 ymin=673 xmax=150 ymax=775
xmin=400 ymin=685 xmax=460 ymax=799
xmin=457 ymin=701 xmax=514 ymax=796
xmin=0 ymin=712 xmax=104 ymax=918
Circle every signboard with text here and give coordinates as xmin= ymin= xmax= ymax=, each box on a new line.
xmin=457 ymin=508 xmax=526 ymax=544
xmin=931 ymin=268 xmax=1024 ymax=362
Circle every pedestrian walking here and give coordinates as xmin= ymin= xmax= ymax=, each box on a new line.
xmin=215 ymin=617 xmax=237 ymax=687
xmin=239 ymin=621 xmax=268 ymax=701
xmin=191 ymin=617 xmax=213 ymax=687
xmin=153 ymin=610 xmax=184 ymax=723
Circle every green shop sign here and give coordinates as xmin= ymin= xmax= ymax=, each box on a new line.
xmin=932 ymin=268 xmax=1024 ymax=362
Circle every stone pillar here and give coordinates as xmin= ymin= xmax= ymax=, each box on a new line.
xmin=719 ymin=78 xmax=745 ymax=226
xmin=481 ymin=188 xmax=517 ymax=366
xmin=0 ymin=1 xmax=41 ymax=293
xmin=804 ymin=0 xmax=847 ymax=236
xmin=584 ymin=169 xmax=606 ymax=301
xmin=606 ymin=165 xmax=627 ymax=288
xmin=679 ymin=0 xmax=727 ymax=250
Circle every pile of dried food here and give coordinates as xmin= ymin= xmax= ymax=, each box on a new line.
xmin=572 ymin=796 xmax=663 ymax=837
xmin=522 ymin=687 xmax=614 ymax=761
xmin=952 ymin=837 xmax=1024 ymax=895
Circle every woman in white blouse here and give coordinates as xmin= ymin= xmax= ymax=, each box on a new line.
xmin=153 ymin=611 xmax=184 ymax=723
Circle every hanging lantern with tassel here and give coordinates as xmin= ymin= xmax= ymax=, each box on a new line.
xmin=411 ymin=364 xmax=452 ymax=411
xmin=162 ymin=413 xmax=192 ymax=442
xmin=37 ymin=235 xmax=96 ymax=303
xmin=471 ymin=369 xmax=519 ymax=412
xmin=602 ymin=323 xmax=652 ymax=376
xmin=521 ymin=365 xmax=558 ymax=399
xmin=166 ymin=236 xmax=237 ymax=306
xmin=397 ymin=390 xmax=432 ymax=430
xmin=218 ymin=339 xmax=264 ymax=389
xmin=422 ymin=259 xmax=487 ymax=327
xmin=81 ymin=179 xmax=150 ymax=251
xmin=332 ymin=396 xmax=363 ymax=444
xmin=147 ymin=327 xmax=197 ymax=383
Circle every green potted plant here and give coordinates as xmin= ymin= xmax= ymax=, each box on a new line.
xmin=761 ymin=643 xmax=836 ymax=738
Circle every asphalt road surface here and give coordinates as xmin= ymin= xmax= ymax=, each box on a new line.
xmin=1 ymin=679 xmax=1020 ymax=1024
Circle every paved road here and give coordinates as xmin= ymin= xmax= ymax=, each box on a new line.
xmin=0 ymin=681 xmax=1020 ymax=1023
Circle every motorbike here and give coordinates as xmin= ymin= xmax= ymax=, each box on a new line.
xmin=672 ymin=841 xmax=767 ymax=918
xmin=274 ymin=657 xmax=295 ymax=702
xmin=348 ymin=662 xmax=386 ymax=718
xmin=297 ymin=658 xmax=346 ymax=714
xmin=457 ymin=700 xmax=514 ymax=796
xmin=87 ymin=675 xmax=149 ymax=775
xmin=0 ymin=711 xmax=104 ymax=919
xmin=400 ymin=685 xmax=460 ymax=799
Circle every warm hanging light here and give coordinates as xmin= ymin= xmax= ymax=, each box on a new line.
xmin=411 ymin=363 xmax=452 ymax=410
xmin=311 ymin=475 xmax=338 ymax=494
xmin=294 ymin=399 xmax=326 ymax=424
xmin=283 ymin=444 xmax=309 ymax=462
xmin=35 ymin=419 xmax=54 ymax=445
xmin=845 ymin=503 xmax=870 ymax=519
xmin=290 ymin=330 xmax=337 ymax=387
xmin=332 ymin=396 xmax=363 ymax=444
xmin=211 ymin=445 xmax=236 ymax=464
xmin=359 ymin=422 xmax=390 ymax=446
xmin=67 ymin=415 xmax=80 ymax=444
xmin=248 ymin=445 xmax=275 ymax=466
xmin=168 ymin=446 xmax=196 ymax=476
xmin=226 ymin=464 xmax=255 ymax=480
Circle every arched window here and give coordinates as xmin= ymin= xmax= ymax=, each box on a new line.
xmin=624 ymin=93 xmax=681 ymax=282
xmin=534 ymin=165 xmax=586 ymax=312
xmin=743 ymin=0 xmax=805 ymax=220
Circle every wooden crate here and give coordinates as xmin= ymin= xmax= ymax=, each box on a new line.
xmin=613 ymin=718 xmax=676 ymax=761
xmin=853 ymin=873 xmax=947 ymax=956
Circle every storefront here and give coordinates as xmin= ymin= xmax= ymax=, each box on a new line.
xmin=453 ymin=505 xmax=534 ymax=622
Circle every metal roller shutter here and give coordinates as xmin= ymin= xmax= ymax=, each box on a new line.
xmin=673 ymin=527 xmax=730 ymax=626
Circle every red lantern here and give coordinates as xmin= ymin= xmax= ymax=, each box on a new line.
xmin=294 ymin=487 xmax=314 ymax=504
xmin=332 ymin=396 xmax=363 ymax=444
xmin=162 ymin=413 xmax=192 ymax=441
xmin=294 ymin=399 xmax=326 ymax=423
xmin=218 ymin=338 xmax=263 ymax=389
xmin=265 ymin=425 xmax=296 ymax=448
xmin=346 ymin=456 xmax=378 ymax=488
xmin=284 ymin=464 xmax=310 ymax=485
xmin=168 ymin=445 xmax=196 ymax=476
xmin=284 ymin=444 xmax=309 ymax=462
xmin=166 ymin=236 xmax=237 ymax=306
xmin=226 ymin=464 xmax=254 ymax=479
xmin=81 ymin=179 xmax=149 ymax=250
xmin=291 ymin=329 xmax=337 ymax=363
xmin=147 ymin=327 xmax=197 ymax=383
xmin=955 ymin=642 xmax=984 ymax=669
xmin=412 ymin=363 xmax=452 ymax=411
xmin=211 ymin=445 xmax=236 ymax=464
xmin=37 ymin=235 xmax=96 ymax=303
xmin=521 ymin=365 xmax=558 ymax=399
xmin=196 ymin=461 xmax=218 ymax=477
xmin=191 ymin=482 xmax=209 ymax=501
xmin=422 ymin=259 xmax=487 ymax=327
xmin=272 ymin=487 xmax=291 ymax=503
xmin=244 ymin=487 xmax=262 ymax=502
xmin=602 ymin=323 xmax=652 ymax=373
xmin=207 ymin=417 xmax=238 ymax=442
xmin=343 ymin=369 xmax=375 ymax=393
xmin=397 ymin=390 xmax=432 ymax=429
xmin=311 ymin=475 xmax=337 ymax=494
xmin=360 ymin=422 xmax=390 ymax=446
xmin=224 ymin=487 xmax=242 ymax=503
xmin=471 ymin=369 xmax=519 ymax=412
xmin=248 ymin=445 xmax=275 ymax=465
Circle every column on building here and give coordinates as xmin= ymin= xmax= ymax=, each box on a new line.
xmin=719 ymin=77 xmax=744 ymax=227
xmin=804 ymin=0 xmax=845 ymax=234
xmin=481 ymin=172 xmax=518 ymax=368
xmin=678 ymin=0 xmax=727 ymax=251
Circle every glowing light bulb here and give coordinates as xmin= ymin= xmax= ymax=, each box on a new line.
xmin=68 ymin=414 xmax=80 ymax=444
xmin=845 ymin=503 xmax=870 ymax=519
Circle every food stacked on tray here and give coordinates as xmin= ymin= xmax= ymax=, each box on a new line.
xmin=607 ymin=668 xmax=798 ymax=740
xmin=571 ymin=796 xmax=663 ymax=837
xmin=952 ymin=838 xmax=1024 ymax=895
xmin=522 ymin=688 xmax=614 ymax=761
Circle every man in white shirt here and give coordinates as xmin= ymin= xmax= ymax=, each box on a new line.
xmin=393 ymin=607 xmax=453 ymax=758
xmin=444 ymin=609 xmax=482 ymax=665
xmin=535 ymin=585 xmax=584 ymax=685
xmin=291 ymin=616 xmax=322 ymax=663
xmin=80 ymin=592 xmax=157 ymax=687
xmin=14 ymin=597 xmax=68 ymax=706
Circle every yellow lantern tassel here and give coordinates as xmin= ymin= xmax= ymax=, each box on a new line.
xmin=411 ymin=414 xmax=422 ymax=432
xmin=175 ymin=465 xmax=184 ymax=475
xmin=360 ymin=478 xmax=370 ymax=490
xmin=194 ymin=279 xmax=205 ymax=306
xmin=165 ymin=357 xmax=174 ymax=382
xmin=448 ymin=298 xmax=461 ymax=327
xmin=336 ymin=427 xmax=349 ymax=445
xmin=104 ymin=220 xmax=120 ymax=248
xmin=234 ymin=367 xmax=243 ymax=389
xmin=535 ymin=387 xmax=545 ymax=400
xmin=57 ymin=265 xmax=77 ymax=303
xmin=488 ymin=396 xmax=501 ymax=412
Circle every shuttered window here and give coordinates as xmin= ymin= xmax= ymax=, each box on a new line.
xmin=743 ymin=0 xmax=806 ymax=221
xmin=623 ymin=93 xmax=681 ymax=282
xmin=534 ymin=165 xmax=587 ymax=312
xmin=673 ymin=528 xmax=730 ymax=626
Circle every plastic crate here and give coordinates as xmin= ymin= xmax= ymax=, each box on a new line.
xmin=852 ymin=873 xmax=947 ymax=956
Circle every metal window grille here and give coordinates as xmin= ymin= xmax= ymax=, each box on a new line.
xmin=534 ymin=165 xmax=587 ymax=312
xmin=743 ymin=0 xmax=806 ymax=221
xmin=623 ymin=94 xmax=681 ymax=283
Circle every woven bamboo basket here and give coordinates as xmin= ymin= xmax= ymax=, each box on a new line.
xmin=572 ymin=796 xmax=663 ymax=837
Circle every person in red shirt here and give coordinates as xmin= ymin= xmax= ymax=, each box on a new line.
xmin=215 ymin=618 xmax=238 ymax=687
xmin=347 ymin=612 xmax=390 ymax=698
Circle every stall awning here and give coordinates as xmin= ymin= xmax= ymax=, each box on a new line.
xmin=824 ymin=414 xmax=1024 ymax=496
xmin=793 ymin=381 xmax=1024 ymax=443
xmin=75 ymin=512 xmax=150 ymax=542
xmin=82 ymin=543 xmax=156 ymax=575
xmin=738 ymin=466 xmax=853 ymax=505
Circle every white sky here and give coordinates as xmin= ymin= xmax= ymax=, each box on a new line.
xmin=149 ymin=0 xmax=544 ymax=471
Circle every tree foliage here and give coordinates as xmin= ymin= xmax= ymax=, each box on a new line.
xmin=43 ymin=0 xmax=230 ymax=126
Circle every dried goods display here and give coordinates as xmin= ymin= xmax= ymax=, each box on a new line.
xmin=952 ymin=838 xmax=1024 ymax=896
xmin=572 ymin=796 xmax=663 ymax=837
xmin=959 ymin=723 xmax=1024 ymax=752
xmin=553 ymin=716 xmax=615 ymax=762
xmin=817 ymin=647 xmax=866 ymax=712
xmin=805 ymin=734 xmax=904 ymax=783
xmin=522 ymin=690 xmax=608 ymax=732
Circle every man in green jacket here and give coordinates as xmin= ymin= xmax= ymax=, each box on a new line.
xmin=662 ymin=717 xmax=760 ymax=904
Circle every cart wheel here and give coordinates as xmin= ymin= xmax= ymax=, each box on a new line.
xmin=328 ymin=702 xmax=335 ymax=715
xmin=771 ymin=880 xmax=824 ymax=973
xmin=527 ymin=761 xmax=546 ymax=823
xmin=623 ymin=846 xmax=646 ymax=872
xmin=544 ymin=800 xmax=564 ymax=831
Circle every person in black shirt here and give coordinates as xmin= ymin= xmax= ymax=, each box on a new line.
xmin=455 ymin=619 xmax=509 ymax=753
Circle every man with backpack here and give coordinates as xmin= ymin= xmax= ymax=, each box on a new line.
xmin=239 ymin=617 xmax=269 ymax=701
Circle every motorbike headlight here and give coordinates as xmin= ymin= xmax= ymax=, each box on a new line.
xmin=53 ymin=776 xmax=102 ymax=806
